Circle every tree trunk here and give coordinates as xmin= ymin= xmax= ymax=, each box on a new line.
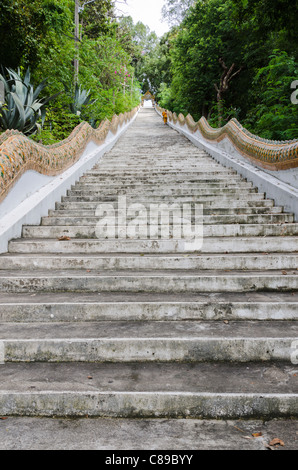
xmin=217 ymin=99 xmax=223 ymax=128
xmin=214 ymin=58 xmax=243 ymax=128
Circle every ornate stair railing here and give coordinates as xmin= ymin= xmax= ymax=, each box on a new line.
xmin=0 ymin=106 xmax=139 ymax=203
xmin=156 ymin=106 xmax=298 ymax=171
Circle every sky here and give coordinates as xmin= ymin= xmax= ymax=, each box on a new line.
xmin=115 ymin=0 xmax=170 ymax=37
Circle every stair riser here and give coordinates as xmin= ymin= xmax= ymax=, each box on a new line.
xmin=47 ymin=207 xmax=284 ymax=217
xmin=84 ymin=169 xmax=238 ymax=175
xmin=2 ymin=255 xmax=298 ymax=271
xmin=61 ymin=194 xmax=266 ymax=202
xmin=80 ymin=176 xmax=242 ymax=182
xmin=21 ymin=224 xmax=298 ymax=238
xmin=0 ymin=392 xmax=296 ymax=419
xmin=55 ymin=200 xmax=275 ymax=210
xmin=67 ymin=189 xmax=257 ymax=197
xmin=41 ymin=215 xmax=293 ymax=226
xmin=73 ymin=183 xmax=254 ymax=191
xmin=1 ymin=337 xmax=296 ymax=363
xmin=8 ymin=238 xmax=298 ymax=253
xmin=0 ymin=275 xmax=296 ymax=293
xmin=0 ymin=302 xmax=297 ymax=322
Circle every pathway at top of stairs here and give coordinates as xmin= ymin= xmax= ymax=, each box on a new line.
xmin=0 ymin=108 xmax=297 ymax=450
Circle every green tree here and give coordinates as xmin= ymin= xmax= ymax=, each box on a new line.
xmin=244 ymin=50 xmax=298 ymax=140
xmin=80 ymin=0 xmax=115 ymax=38
xmin=168 ymin=0 xmax=245 ymax=120
xmin=0 ymin=0 xmax=73 ymax=70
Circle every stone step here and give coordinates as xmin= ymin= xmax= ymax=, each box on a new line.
xmin=1 ymin=417 xmax=297 ymax=450
xmin=93 ymin=164 xmax=228 ymax=169
xmin=8 ymin=236 xmax=298 ymax=253
xmin=55 ymin=199 xmax=275 ymax=210
xmin=0 ymin=291 xmax=297 ymax=322
xmin=75 ymin=180 xmax=254 ymax=187
xmin=0 ymin=320 xmax=297 ymax=363
xmin=84 ymin=169 xmax=238 ymax=176
xmin=80 ymin=175 xmax=243 ymax=182
xmin=60 ymin=193 xmax=266 ymax=203
xmin=48 ymin=206 xmax=284 ymax=217
xmin=21 ymin=223 xmax=298 ymax=239
xmin=40 ymin=214 xmax=294 ymax=226
xmin=72 ymin=183 xmax=255 ymax=192
xmin=0 ymin=362 xmax=297 ymax=419
xmin=0 ymin=269 xmax=297 ymax=293
xmin=67 ymin=187 xmax=258 ymax=197
xmin=1 ymin=253 xmax=297 ymax=271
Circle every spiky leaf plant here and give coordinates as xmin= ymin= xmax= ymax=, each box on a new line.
xmin=0 ymin=67 xmax=60 ymax=135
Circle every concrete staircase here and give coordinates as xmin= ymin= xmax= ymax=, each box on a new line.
xmin=0 ymin=108 xmax=297 ymax=447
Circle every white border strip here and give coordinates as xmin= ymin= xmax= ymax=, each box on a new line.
xmin=0 ymin=110 xmax=139 ymax=254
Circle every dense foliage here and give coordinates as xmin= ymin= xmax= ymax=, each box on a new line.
xmin=154 ymin=0 xmax=298 ymax=140
xmin=0 ymin=0 xmax=141 ymax=143
xmin=0 ymin=0 xmax=297 ymax=142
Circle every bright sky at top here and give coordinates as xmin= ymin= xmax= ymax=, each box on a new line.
xmin=115 ymin=0 xmax=170 ymax=37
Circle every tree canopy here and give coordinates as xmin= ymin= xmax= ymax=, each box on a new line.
xmin=154 ymin=0 xmax=298 ymax=139
xmin=0 ymin=0 xmax=297 ymax=141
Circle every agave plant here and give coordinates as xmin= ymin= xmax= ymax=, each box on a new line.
xmin=68 ymin=83 xmax=97 ymax=117
xmin=0 ymin=67 xmax=60 ymax=135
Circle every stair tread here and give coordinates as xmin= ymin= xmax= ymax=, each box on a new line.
xmin=0 ymin=362 xmax=296 ymax=394
xmin=1 ymin=268 xmax=297 ymax=276
xmin=0 ymin=290 xmax=296 ymax=304
xmin=0 ymin=320 xmax=297 ymax=339
xmin=0 ymin=417 xmax=297 ymax=450
xmin=2 ymin=251 xmax=298 ymax=258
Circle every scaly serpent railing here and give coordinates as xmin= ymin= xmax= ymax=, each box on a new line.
xmin=157 ymin=106 xmax=298 ymax=171
xmin=0 ymin=106 xmax=139 ymax=203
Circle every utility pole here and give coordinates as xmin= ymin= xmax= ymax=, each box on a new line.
xmin=74 ymin=0 xmax=96 ymax=86
xmin=74 ymin=0 xmax=80 ymax=86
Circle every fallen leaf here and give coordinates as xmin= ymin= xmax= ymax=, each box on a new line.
xmin=269 ymin=438 xmax=285 ymax=446
xmin=264 ymin=443 xmax=274 ymax=450
xmin=0 ymin=417 xmax=8 ymax=420
xmin=282 ymin=270 xmax=287 ymax=275
xmin=58 ymin=236 xmax=71 ymax=241
xmin=252 ymin=432 xmax=263 ymax=437
xmin=223 ymin=320 xmax=229 ymax=324
xmin=87 ymin=376 xmax=93 ymax=380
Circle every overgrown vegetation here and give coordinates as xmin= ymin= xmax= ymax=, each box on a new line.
xmin=0 ymin=0 xmax=142 ymax=144
xmin=148 ymin=0 xmax=298 ymax=140
xmin=0 ymin=0 xmax=297 ymax=142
